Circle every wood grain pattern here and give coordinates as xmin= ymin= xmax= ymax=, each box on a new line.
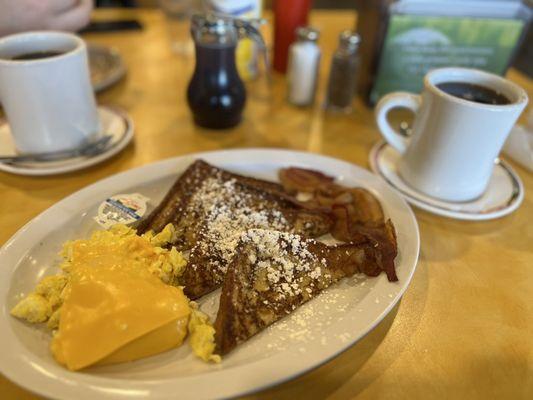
xmin=1 ymin=8 xmax=532 ymax=400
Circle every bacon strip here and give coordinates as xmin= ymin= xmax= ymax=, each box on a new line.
xmin=279 ymin=167 xmax=399 ymax=281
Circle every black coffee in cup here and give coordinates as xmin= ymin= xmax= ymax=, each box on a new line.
xmin=10 ymin=51 xmax=63 ymax=61
xmin=436 ymin=82 xmax=511 ymax=105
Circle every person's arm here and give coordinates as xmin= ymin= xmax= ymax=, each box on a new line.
xmin=0 ymin=0 xmax=93 ymax=37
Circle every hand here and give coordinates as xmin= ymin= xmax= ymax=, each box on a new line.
xmin=0 ymin=0 xmax=93 ymax=36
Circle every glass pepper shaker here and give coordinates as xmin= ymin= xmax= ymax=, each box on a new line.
xmin=325 ymin=30 xmax=361 ymax=112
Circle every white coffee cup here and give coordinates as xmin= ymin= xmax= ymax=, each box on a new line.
xmin=0 ymin=31 xmax=100 ymax=154
xmin=375 ymin=67 xmax=528 ymax=202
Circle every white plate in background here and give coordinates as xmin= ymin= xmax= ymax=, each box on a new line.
xmin=0 ymin=106 xmax=134 ymax=176
xmin=89 ymin=44 xmax=126 ymax=92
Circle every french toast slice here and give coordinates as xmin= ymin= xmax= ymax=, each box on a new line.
xmin=180 ymin=204 xmax=332 ymax=299
xmin=214 ymin=229 xmax=396 ymax=355
xmin=137 ymin=160 xmax=333 ymax=298
xmin=137 ymin=160 xmax=291 ymax=242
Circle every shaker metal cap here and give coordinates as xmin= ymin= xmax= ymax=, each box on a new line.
xmin=296 ymin=26 xmax=319 ymax=42
xmin=339 ymin=30 xmax=361 ymax=48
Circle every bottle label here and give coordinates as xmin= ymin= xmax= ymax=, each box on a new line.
xmin=208 ymin=0 xmax=261 ymax=18
xmin=206 ymin=0 xmax=262 ymax=80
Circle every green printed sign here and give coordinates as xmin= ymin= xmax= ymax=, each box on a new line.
xmin=370 ymin=15 xmax=525 ymax=103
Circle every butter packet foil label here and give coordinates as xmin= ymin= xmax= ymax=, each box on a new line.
xmin=94 ymin=193 xmax=149 ymax=229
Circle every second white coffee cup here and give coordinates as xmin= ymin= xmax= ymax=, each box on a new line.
xmin=375 ymin=67 xmax=528 ymax=202
xmin=0 ymin=31 xmax=100 ymax=154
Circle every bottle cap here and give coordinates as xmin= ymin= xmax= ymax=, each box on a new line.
xmin=339 ymin=30 xmax=361 ymax=50
xmin=191 ymin=14 xmax=238 ymax=45
xmin=296 ymin=27 xmax=320 ymax=42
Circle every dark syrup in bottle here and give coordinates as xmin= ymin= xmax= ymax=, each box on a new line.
xmin=187 ymin=42 xmax=246 ymax=129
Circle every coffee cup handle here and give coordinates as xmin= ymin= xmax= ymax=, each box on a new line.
xmin=375 ymin=92 xmax=421 ymax=154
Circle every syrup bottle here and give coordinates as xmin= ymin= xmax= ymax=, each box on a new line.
xmin=187 ymin=14 xmax=267 ymax=130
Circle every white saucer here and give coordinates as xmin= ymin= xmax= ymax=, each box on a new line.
xmin=0 ymin=106 xmax=134 ymax=176
xmin=369 ymin=141 xmax=524 ymax=221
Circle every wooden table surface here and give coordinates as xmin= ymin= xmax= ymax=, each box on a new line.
xmin=1 ymin=8 xmax=532 ymax=400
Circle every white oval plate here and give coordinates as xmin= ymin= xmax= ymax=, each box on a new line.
xmin=0 ymin=149 xmax=419 ymax=400
xmin=0 ymin=106 xmax=134 ymax=176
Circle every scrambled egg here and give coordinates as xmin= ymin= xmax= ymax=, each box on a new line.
xmin=59 ymin=223 xmax=186 ymax=285
xmin=11 ymin=223 xmax=220 ymax=368
xmin=189 ymin=304 xmax=222 ymax=363
xmin=12 ymin=224 xmax=186 ymax=329
xmin=11 ymin=275 xmax=68 ymax=328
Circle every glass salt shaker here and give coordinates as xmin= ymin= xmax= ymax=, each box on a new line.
xmin=287 ymin=27 xmax=321 ymax=106
xmin=325 ymin=30 xmax=361 ymax=112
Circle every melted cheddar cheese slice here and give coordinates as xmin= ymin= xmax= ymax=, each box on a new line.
xmin=97 ymin=318 xmax=188 ymax=366
xmin=51 ymin=265 xmax=190 ymax=371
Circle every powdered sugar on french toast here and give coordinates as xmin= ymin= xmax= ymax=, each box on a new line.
xmin=241 ymin=229 xmax=329 ymax=298
xmin=187 ymin=175 xmax=290 ymax=274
